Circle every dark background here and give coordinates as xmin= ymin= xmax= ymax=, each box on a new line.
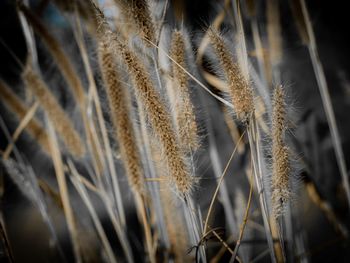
xmin=1 ymin=0 xmax=350 ymax=262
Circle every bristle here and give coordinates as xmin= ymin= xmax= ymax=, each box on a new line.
xmin=271 ymin=85 xmax=291 ymax=219
xmin=98 ymin=41 xmax=145 ymax=194
xmin=22 ymin=66 xmax=85 ymax=156
xmin=132 ymin=0 xmax=155 ymax=43
xmin=170 ymin=30 xmax=199 ymax=153
xmin=208 ymin=29 xmax=254 ymax=122
xmin=0 ymin=80 xmax=50 ymax=152
xmin=116 ymin=41 xmax=193 ymax=195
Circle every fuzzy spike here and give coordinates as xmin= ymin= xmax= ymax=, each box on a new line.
xmin=98 ymin=41 xmax=145 ymax=194
xmin=116 ymin=41 xmax=192 ymax=195
xmin=208 ymin=29 xmax=254 ymax=122
xmin=271 ymin=85 xmax=291 ymax=219
xmin=169 ymin=30 xmax=199 ymax=153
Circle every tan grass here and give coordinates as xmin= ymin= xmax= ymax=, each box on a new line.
xmin=114 ymin=0 xmax=155 ymax=45
xmin=115 ymin=41 xmax=192 ymax=195
xmin=47 ymin=120 xmax=82 ymax=262
xmin=267 ymin=0 xmax=282 ymax=65
xmin=18 ymin=3 xmax=86 ymax=109
xmin=289 ymin=0 xmax=309 ymax=44
xmin=208 ymin=29 xmax=254 ymax=122
xmin=98 ymin=40 xmax=145 ymax=193
xmin=22 ymin=66 xmax=85 ymax=156
xmin=160 ymin=188 xmax=189 ymax=262
xmin=169 ymin=30 xmax=199 ymax=153
xmin=0 ymin=80 xmax=50 ymax=153
xmin=271 ymin=85 xmax=291 ymax=219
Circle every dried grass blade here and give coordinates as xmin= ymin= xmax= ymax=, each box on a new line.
xmin=68 ymin=161 xmax=118 ymax=263
xmin=3 ymin=102 xmax=39 ymax=159
xmin=299 ymin=0 xmax=350 ymax=210
xmin=47 ymin=119 xmax=82 ymax=263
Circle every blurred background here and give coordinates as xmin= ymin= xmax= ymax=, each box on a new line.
xmin=1 ymin=0 xmax=350 ymax=262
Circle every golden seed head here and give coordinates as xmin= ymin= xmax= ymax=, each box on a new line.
xmin=208 ymin=29 xmax=254 ymax=122
xmin=98 ymin=41 xmax=145 ymax=194
xmin=117 ymin=42 xmax=193 ymax=194
xmin=170 ymin=30 xmax=199 ymax=152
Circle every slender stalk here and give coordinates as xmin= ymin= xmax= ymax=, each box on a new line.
xmin=47 ymin=119 xmax=82 ymax=263
xmin=72 ymin=13 xmax=127 ymax=226
xmin=203 ymin=131 xmax=245 ymax=235
xmin=144 ymin=38 xmax=234 ymax=109
xmin=3 ymin=102 xmax=39 ymax=159
xmin=0 ymin=80 xmax=50 ymax=153
xmin=229 ymin=164 xmax=254 ymax=263
xmin=231 ymin=0 xmax=249 ymax=79
xmin=300 ymin=0 xmax=350 ymax=210
xmin=68 ymin=162 xmax=118 ymax=263
xmin=247 ymin=116 xmax=277 ymax=263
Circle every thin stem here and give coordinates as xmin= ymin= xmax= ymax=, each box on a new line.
xmin=47 ymin=119 xmax=82 ymax=263
xmin=247 ymin=115 xmax=277 ymax=263
xmin=229 ymin=162 xmax=254 ymax=262
xmin=69 ymin=162 xmax=118 ymax=263
xmin=144 ymin=38 xmax=234 ymax=109
xmin=300 ymin=0 xmax=350 ymax=210
xmin=203 ymin=131 xmax=246 ymax=235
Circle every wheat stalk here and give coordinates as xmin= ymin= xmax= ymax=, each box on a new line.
xmin=98 ymin=44 xmax=156 ymax=260
xmin=160 ymin=187 xmax=189 ymax=262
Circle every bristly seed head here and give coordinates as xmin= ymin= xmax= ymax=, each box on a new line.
xmin=113 ymin=0 xmax=156 ymax=45
xmin=208 ymin=29 xmax=254 ymax=123
xmin=116 ymin=41 xmax=193 ymax=195
xmin=170 ymin=30 xmax=199 ymax=153
xmin=271 ymin=85 xmax=291 ymax=219
xmin=98 ymin=41 xmax=145 ymax=194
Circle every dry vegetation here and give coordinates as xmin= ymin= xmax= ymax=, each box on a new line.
xmin=0 ymin=0 xmax=349 ymax=262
